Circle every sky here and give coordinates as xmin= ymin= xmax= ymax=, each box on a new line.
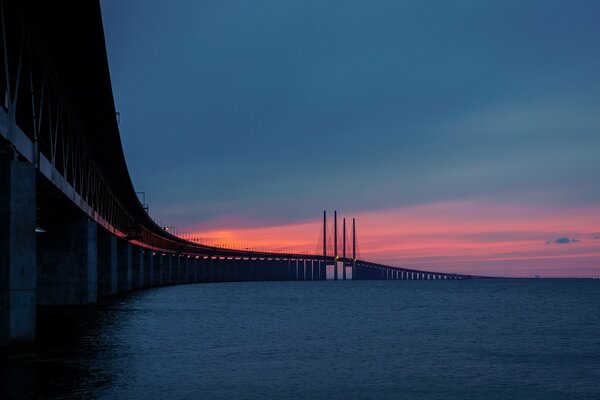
xmin=100 ymin=0 xmax=600 ymax=277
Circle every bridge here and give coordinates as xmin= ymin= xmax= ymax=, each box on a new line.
xmin=0 ymin=0 xmax=475 ymax=351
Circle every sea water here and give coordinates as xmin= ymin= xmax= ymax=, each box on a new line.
xmin=2 ymin=279 xmax=599 ymax=399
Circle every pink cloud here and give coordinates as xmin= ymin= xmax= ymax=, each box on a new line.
xmin=185 ymin=201 xmax=600 ymax=277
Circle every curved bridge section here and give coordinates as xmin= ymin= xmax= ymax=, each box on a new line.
xmin=0 ymin=0 xmax=476 ymax=350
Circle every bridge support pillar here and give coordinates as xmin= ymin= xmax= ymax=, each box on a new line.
xmin=180 ymin=256 xmax=185 ymax=282
xmin=97 ymin=231 xmax=117 ymax=296
xmin=198 ymin=257 xmax=206 ymax=282
xmin=117 ymin=241 xmax=132 ymax=292
xmin=187 ymin=256 xmax=193 ymax=283
xmin=143 ymin=250 xmax=153 ymax=287
xmin=37 ymin=216 xmax=97 ymax=305
xmin=153 ymin=253 xmax=163 ymax=285
xmin=132 ymin=246 xmax=144 ymax=289
xmin=172 ymin=255 xmax=178 ymax=283
xmin=0 ymin=151 xmax=36 ymax=348
xmin=164 ymin=254 xmax=170 ymax=283
xmin=191 ymin=257 xmax=197 ymax=282
xmin=163 ymin=255 xmax=172 ymax=284
xmin=209 ymin=257 xmax=216 ymax=282
xmin=174 ymin=255 xmax=181 ymax=283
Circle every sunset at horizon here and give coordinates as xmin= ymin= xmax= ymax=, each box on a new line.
xmin=100 ymin=0 xmax=600 ymax=278
xmin=183 ymin=201 xmax=600 ymax=277
xmin=2 ymin=1 xmax=599 ymax=398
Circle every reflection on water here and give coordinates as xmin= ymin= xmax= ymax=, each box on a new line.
xmin=2 ymin=280 xmax=600 ymax=399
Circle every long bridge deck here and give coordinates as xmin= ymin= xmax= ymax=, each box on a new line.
xmin=0 ymin=0 xmax=479 ymax=351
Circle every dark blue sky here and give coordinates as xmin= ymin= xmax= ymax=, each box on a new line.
xmin=100 ymin=0 xmax=600 ymax=232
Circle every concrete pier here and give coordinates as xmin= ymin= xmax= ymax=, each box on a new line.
xmin=153 ymin=254 xmax=163 ymax=285
xmin=143 ymin=250 xmax=153 ymax=287
xmin=163 ymin=254 xmax=172 ymax=284
xmin=97 ymin=230 xmax=117 ymax=296
xmin=117 ymin=241 xmax=132 ymax=292
xmin=132 ymin=246 xmax=144 ymax=289
xmin=37 ymin=217 xmax=97 ymax=305
xmin=0 ymin=151 xmax=36 ymax=347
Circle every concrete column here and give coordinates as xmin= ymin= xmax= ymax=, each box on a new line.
xmin=304 ymin=260 xmax=310 ymax=280
xmin=178 ymin=256 xmax=184 ymax=283
xmin=298 ymin=259 xmax=305 ymax=280
xmin=265 ymin=259 xmax=273 ymax=281
xmin=132 ymin=246 xmax=144 ymax=289
xmin=228 ymin=257 xmax=235 ymax=281
xmin=221 ymin=257 xmax=228 ymax=282
xmin=172 ymin=255 xmax=179 ymax=283
xmin=280 ymin=259 xmax=288 ymax=281
xmin=192 ymin=257 xmax=198 ymax=282
xmin=320 ymin=260 xmax=326 ymax=280
xmin=181 ymin=255 xmax=187 ymax=283
xmin=188 ymin=256 xmax=193 ymax=282
xmin=231 ymin=258 xmax=238 ymax=281
xmin=0 ymin=152 xmax=36 ymax=347
xmin=222 ymin=258 xmax=229 ymax=282
xmin=143 ymin=250 xmax=153 ymax=287
xmin=37 ymin=216 xmax=97 ymax=305
xmin=206 ymin=257 xmax=213 ymax=282
xmin=179 ymin=255 xmax=184 ymax=283
xmin=259 ymin=258 xmax=266 ymax=281
xmin=244 ymin=259 xmax=252 ymax=281
xmin=212 ymin=257 xmax=219 ymax=282
xmin=154 ymin=253 xmax=163 ymax=285
xmin=187 ymin=256 xmax=193 ymax=282
xmin=209 ymin=257 xmax=216 ymax=282
xmin=198 ymin=257 xmax=206 ymax=282
xmin=250 ymin=258 xmax=258 ymax=281
xmin=117 ymin=241 xmax=132 ymax=292
xmin=164 ymin=254 xmax=172 ymax=284
xmin=97 ymin=230 xmax=117 ymax=296
xmin=198 ymin=257 xmax=204 ymax=282
xmin=179 ymin=256 xmax=184 ymax=283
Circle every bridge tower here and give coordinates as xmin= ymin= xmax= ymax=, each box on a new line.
xmin=353 ymin=218 xmax=356 ymax=279
xmin=323 ymin=210 xmax=326 ymax=258
xmin=342 ymin=218 xmax=346 ymax=280
xmin=334 ymin=211 xmax=338 ymax=280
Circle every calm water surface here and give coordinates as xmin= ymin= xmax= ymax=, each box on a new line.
xmin=2 ymin=280 xmax=600 ymax=399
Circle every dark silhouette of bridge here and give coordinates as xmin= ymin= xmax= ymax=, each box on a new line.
xmin=0 ymin=0 xmax=476 ymax=350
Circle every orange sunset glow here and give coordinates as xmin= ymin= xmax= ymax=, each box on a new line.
xmin=187 ymin=201 xmax=600 ymax=277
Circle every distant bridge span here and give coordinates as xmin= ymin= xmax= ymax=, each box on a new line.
xmin=0 ymin=1 xmax=478 ymax=350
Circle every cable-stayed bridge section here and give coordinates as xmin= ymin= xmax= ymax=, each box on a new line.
xmin=0 ymin=0 xmax=475 ymax=351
